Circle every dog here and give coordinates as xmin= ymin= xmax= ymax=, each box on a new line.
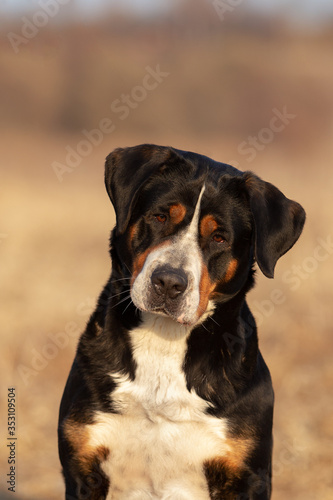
xmin=58 ymin=144 xmax=305 ymax=500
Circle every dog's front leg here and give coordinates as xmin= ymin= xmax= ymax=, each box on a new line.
xmin=204 ymin=457 xmax=272 ymax=500
xmin=63 ymin=464 xmax=110 ymax=500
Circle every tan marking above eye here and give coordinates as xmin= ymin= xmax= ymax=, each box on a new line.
xmin=200 ymin=215 xmax=219 ymax=239
xmin=169 ymin=204 xmax=186 ymax=225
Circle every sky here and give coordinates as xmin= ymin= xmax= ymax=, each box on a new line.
xmin=1 ymin=0 xmax=333 ymax=24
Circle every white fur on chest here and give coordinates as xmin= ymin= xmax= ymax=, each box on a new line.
xmin=88 ymin=314 xmax=229 ymax=500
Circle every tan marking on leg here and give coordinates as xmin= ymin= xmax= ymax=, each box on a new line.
xmin=63 ymin=419 xmax=110 ymax=476
xmin=223 ymin=436 xmax=254 ymax=470
xmin=204 ymin=436 xmax=254 ymax=483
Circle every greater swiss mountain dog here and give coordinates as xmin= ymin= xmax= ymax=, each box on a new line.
xmin=58 ymin=144 xmax=305 ymax=500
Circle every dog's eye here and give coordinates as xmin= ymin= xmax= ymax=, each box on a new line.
xmin=155 ymin=214 xmax=167 ymax=224
xmin=212 ymin=234 xmax=225 ymax=243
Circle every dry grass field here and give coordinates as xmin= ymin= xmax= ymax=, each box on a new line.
xmin=0 ymin=8 xmax=333 ymax=499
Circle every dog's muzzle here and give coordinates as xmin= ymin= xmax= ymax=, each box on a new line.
xmin=148 ymin=265 xmax=189 ymax=319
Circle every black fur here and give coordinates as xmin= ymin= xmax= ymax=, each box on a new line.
xmin=58 ymin=144 xmax=305 ymax=499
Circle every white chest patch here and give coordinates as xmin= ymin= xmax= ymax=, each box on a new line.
xmin=88 ymin=313 xmax=229 ymax=500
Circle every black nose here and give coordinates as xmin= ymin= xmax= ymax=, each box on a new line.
xmin=151 ymin=266 xmax=188 ymax=300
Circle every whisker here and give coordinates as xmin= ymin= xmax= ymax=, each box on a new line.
xmin=122 ymin=300 xmax=134 ymax=315
xmin=111 ymin=277 xmax=132 ymax=284
xmin=196 ymin=304 xmax=208 ymax=314
xmin=123 ymin=263 xmax=133 ymax=277
xmin=210 ymin=316 xmax=220 ymax=327
xmin=110 ymin=294 xmax=132 ymax=309
xmin=201 ymin=322 xmax=210 ymax=332
xmin=110 ymin=289 xmax=132 ymax=300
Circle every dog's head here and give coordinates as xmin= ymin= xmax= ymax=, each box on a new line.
xmin=105 ymin=144 xmax=305 ymax=327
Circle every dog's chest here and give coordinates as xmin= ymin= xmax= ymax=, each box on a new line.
xmin=88 ymin=315 xmax=229 ymax=499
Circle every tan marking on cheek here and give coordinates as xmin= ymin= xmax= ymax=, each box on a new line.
xmin=128 ymin=223 xmax=138 ymax=246
xmin=63 ymin=419 xmax=110 ymax=475
xmin=169 ymin=203 xmax=186 ymax=225
xmin=200 ymin=215 xmax=218 ymax=239
xmin=132 ymin=249 xmax=150 ymax=284
xmin=224 ymin=258 xmax=238 ymax=282
xmin=131 ymin=240 xmax=170 ymax=284
xmin=196 ymin=264 xmax=216 ymax=318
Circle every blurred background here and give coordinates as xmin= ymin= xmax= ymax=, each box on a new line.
xmin=0 ymin=0 xmax=332 ymax=498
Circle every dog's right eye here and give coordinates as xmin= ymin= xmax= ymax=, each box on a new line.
xmin=154 ymin=214 xmax=167 ymax=224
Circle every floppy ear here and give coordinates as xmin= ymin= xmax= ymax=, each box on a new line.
xmin=243 ymin=172 xmax=306 ymax=278
xmin=105 ymin=144 xmax=187 ymax=233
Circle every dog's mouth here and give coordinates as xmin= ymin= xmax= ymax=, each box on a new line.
xmin=153 ymin=306 xmax=169 ymax=316
xmin=136 ymin=302 xmax=195 ymax=326
xmin=150 ymin=305 xmax=188 ymax=324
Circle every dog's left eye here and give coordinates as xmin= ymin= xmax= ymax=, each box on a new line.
xmin=212 ymin=234 xmax=225 ymax=243
xmin=155 ymin=214 xmax=167 ymax=224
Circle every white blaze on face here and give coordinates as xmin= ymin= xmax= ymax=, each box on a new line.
xmin=131 ymin=184 xmax=206 ymax=325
